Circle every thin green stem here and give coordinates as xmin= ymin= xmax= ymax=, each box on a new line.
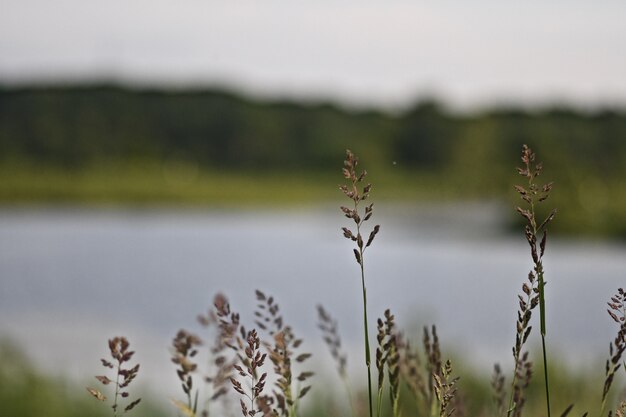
xmin=506 ymin=358 xmax=519 ymax=417
xmin=600 ymin=398 xmax=608 ymax=417
xmin=505 ymin=387 xmax=520 ymax=417
xmin=532 ymin=191 xmax=551 ymax=417
xmin=354 ymin=192 xmax=374 ymax=417
xmin=392 ymin=393 xmax=400 ymax=417
xmin=430 ymin=395 xmax=438 ymax=417
xmin=290 ymin=384 xmax=298 ymax=417
xmin=361 ymin=259 xmax=374 ymax=417
xmin=538 ymin=275 xmax=546 ymax=336
xmin=538 ymin=266 xmax=551 ymax=417
xmin=250 ymin=371 xmax=256 ymax=417
xmin=541 ymin=333 xmax=551 ymax=417
xmin=114 ymin=360 xmax=121 ymax=417
xmin=188 ymin=384 xmax=194 ymax=413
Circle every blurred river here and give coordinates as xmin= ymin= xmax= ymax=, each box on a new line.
xmin=0 ymin=204 xmax=624 ymax=395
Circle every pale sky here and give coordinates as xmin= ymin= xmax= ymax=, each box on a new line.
xmin=1 ymin=0 xmax=626 ymax=110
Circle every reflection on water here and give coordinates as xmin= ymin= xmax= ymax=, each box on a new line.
xmin=0 ymin=205 xmax=623 ymax=393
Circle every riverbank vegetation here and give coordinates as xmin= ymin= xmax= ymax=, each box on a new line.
xmin=0 ymin=340 xmax=166 ymax=417
xmin=2 ymin=85 xmax=626 ymax=237
xmin=2 ymin=147 xmax=625 ymax=417
xmin=76 ymin=147 xmax=623 ymax=417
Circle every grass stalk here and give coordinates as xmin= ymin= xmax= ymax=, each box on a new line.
xmin=113 ymin=360 xmax=121 ymax=417
xmin=528 ymin=173 xmax=552 ymax=417
xmin=360 ymin=248 xmax=374 ymax=417
xmin=340 ymin=149 xmax=380 ymax=417
xmin=87 ymin=337 xmax=142 ymax=416
xmin=532 ymin=180 xmax=551 ymax=417
xmin=541 ymin=333 xmax=551 ymax=417
xmin=508 ymin=144 xmax=556 ymax=417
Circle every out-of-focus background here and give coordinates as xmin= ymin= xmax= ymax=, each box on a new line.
xmin=1 ymin=1 xmax=626 ymax=416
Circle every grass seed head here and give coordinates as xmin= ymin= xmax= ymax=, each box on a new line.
xmin=317 ymin=305 xmax=347 ymax=378
xmin=88 ymin=336 xmax=141 ymax=415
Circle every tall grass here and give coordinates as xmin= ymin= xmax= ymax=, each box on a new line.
xmin=509 ymin=145 xmax=557 ymax=417
xmin=84 ymin=145 xmax=625 ymax=417
xmin=339 ymin=149 xmax=381 ymax=417
xmin=87 ymin=337 xmax=142 ymax=416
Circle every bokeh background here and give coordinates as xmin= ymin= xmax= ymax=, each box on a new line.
xmin=1 ymin=1 xmax=626 ymax=416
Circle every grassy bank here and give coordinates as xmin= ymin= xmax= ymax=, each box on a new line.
xmin=4 ymin=147 xmax=626 ymax=417
xmin=0 ymin=340 xmax=167 ymax=417
xmin=2 ymin=162 xmax=626 ymax=238
xmin=0 ymin=162 xmax=474 ymax=205
xmin=0 ymin=334 xmax=614 ymax=417
xmin=75 ymin=147 xmax=625 ymax=417
xmin=0 ymin=336 xmax=614 ymax=417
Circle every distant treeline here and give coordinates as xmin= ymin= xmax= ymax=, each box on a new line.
xmin=2 ymin=84 xmax=626 ymax=235
xmin=2 ymin=84 xmax=626 ymax=176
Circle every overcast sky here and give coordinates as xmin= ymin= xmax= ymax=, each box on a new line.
xmin=2 ymin=0 xmax=626 ymax=110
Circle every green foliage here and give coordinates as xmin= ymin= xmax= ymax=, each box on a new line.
xmin=0 ymin=340 xmax=165 ymax=417
xmin=2 ymin=85 xmax=626 ymax=238
xmin=0 ymin=340 xmax=107 ymax=417
xmin=3 ymin=85 xmax=626 ymax=175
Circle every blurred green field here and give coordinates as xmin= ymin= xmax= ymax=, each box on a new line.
xmin=0 ymin=340 xmax=168 ymax=417
xmin=1 ymin=337 xmax=618 ymax=417
xmin=2 ymin=161 xmax=626 ymax=239
xmin=1 ymin=85 xmax=626 ymax=239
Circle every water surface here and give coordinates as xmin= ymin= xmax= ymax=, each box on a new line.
xmin=0 ymin=204 xmax=623 ymax=394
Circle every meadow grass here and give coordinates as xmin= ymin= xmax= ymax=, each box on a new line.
xmin=4 ymin=160 xmax=626 ymax=238
xmin=76 ymin=146 xmax=625 ymax=417
xmin=0 ymin=163 xmax=338 ymax=206
xmin=0 ymin=339 xmax=165 ymax=417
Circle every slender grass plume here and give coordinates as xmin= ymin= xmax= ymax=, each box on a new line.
xmin=602 ymin=288 xmax=626 ymax=417
xmin=433 ymin=360 xmax=460 ymax=417
xmin=340 ymin=149 xmax=380 ymax=417
xmin=171 ymin=329 xmax=203 ymax=415
xmin=172 ymin=293 xmax=242 ymax=417
xmin=207 ymin=293 xmax=271 ymax=417
xmin=317 ymin=305 xmax=348 ymax=380
xmin=196 ymin=293 xmax=238 ymax=416
xmin=512 ymin=144 xmax=557 ymax=417
xmin=423 ymin=326 xmax=462 ymax=417
xmin=400 ymin=338 xmax=428 ymax=410
xmin=492 ymin=364 xmax=506 ymax=417
xmin=424 ymin=326 xmax=443 ymax=411
xmin=255 ymin=290 xmax=284 ymax=336
xmin=86 ymin=336 xmax=142 ymax=416
xmin=267 ymin=327 xmax=313 ymax=416
xmin=230 ymin=328 xmax=269 ymax=417
xmin=212 ymin=292 xmax=243 ymax=394
xmin=317 ymin=304 xmax=355 ymax=416
xmin=397 ymin=324 xmax=462 ymax=417
xmin=375 ymin=309 xmax=401 ymax=417
xmin=255 ymin=290 xmax=313 ymax=417
xmin=167 ymin=290 xmax=313 ymax=417
xmin=504 ymin=264 xmax=538 ymax=417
